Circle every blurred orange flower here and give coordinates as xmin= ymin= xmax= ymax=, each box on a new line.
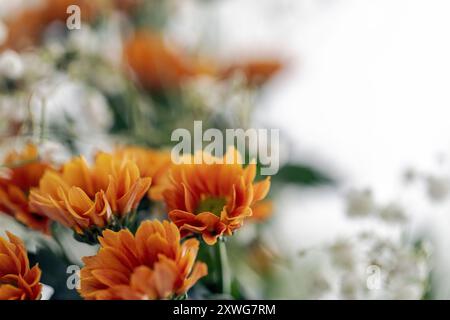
xmin=123 ymin=31 xmax=215 ymax=90
xmin=2 ymin=0 xmax=100 ymax=51
xmin=164 ymin=148 xmax=271 ymax=245
xmin=79 ymin=220 xmax=207 ymax=300
xmin=29 ymin=153 xmax=151 ymax=234
xmin=112 ymin=146 xmax=172 ymax=201
xmin=0 ymin=232 xmax=42 ymax=300
xmin=250 ymin=200 xmax=273 ymax=222
xmin=0 ymin=144 xmax=51 ymax=233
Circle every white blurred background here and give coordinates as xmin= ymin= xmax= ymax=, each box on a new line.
xmin=171 ymin=0 xmax=450 ymax=298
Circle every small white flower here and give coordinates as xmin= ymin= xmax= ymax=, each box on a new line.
xmin=0 ymin=50 xmax=24 ymax=80
xmin=426 ymin=175 xmax=450 ymax=202
xmin=378 ymin=203 xmax=406 ymax=223
xmin=346 ymin=189 xmax=374 ymax=217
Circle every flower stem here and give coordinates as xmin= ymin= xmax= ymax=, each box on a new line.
xmin=216 ymin=240 xmax=231 ymax=296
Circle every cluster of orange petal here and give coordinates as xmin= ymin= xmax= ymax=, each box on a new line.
xmin=124 ymin=31 xmax=284 ymax=91
xmin=164 ymin=149 xmax=271 ymax=245
xmin=0 ymin=144 xmax=51 ymax=234
xmin=79 ymin=220 xmax=207 ymax=300
xmin=0 ymin=232 xmax=42 ymax=300
xmin=111 ymin=146 xmax=172 ymax=202
xmin=0 ymin=144 xmax=272 ymax=300
xmin=29 ymin=152 xmax=152 ymax=234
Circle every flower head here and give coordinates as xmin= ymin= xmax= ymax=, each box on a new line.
xmin=0 ymin=232 xmax=42 ymax=300
xmin=164 ymin=148 xmax=271 ymax=245
xmin=0 ymin=144 xmax=51 ymax=233
xmin=112 ymin=146 xmax=172 ymax=201
xmin=79 ymin=220 xmax=207 ymax=300
xmin=29 ymin=152 xmax=151 ymax=238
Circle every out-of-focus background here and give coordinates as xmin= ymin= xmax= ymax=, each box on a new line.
xmin=1 ymin=0 xmax=450 ymax=299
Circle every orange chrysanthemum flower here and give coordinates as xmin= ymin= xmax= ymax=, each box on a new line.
xmin=29 ymin=153 xmax=151 ymax=237
xmin=0 ymin=232 xmax=42 ymax=300
xmin=164 ymin=148 xmax=271 ymax=245
xmin=123 ymin=31 xmax=215 ymax=90
xmin=79 ymin=220 xmax=207 ymax=300
xmin=112 ymin=146 xmax=172 ymax=201
xmin=0 ymin=144 xmax=51 ymax=233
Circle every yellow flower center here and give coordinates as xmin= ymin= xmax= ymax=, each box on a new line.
xmin=195 ymin=196 xmax=227 ymax=216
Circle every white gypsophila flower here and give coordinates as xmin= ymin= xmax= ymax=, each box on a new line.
xmin=20 ymin=52 xmax=56 ymax=82
xmin=182 ymin=74 xmax=256 ymax=128
xmin=0 ymin=50 xmax=25 ymax=80
xmin=346 ymin=189 xmax=375 ymax=217
xmin=182 ymin=76 xmax=227 ymax=112
xmin=378 ymin=203 xmax=406 ymax=223
xmin=267 ymin=249 xmax=335 ymax=299
xmin=355 ymin=233 xmax=429 ymax=300
xmin=37 ymin=140 xmax=72 ymax=165
xmin=426 ymin=175 xmax=450 ymax=202
xmin=67 ymin=14 xmax=124 ymax=65
xmin=30 ymin=76 xmax=113 ymax=137
xmin=291 ymin=233 xmax=430 ymax=300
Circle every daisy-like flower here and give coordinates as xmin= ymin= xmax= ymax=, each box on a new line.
xmin=112 ymin=146 xmax=172 ymax=201
xmin=164 ymin=148 xmax=271 ymax=245
xmin=0 ymin=232 xmax=42 ymax=300
xmin=0 ymin=144 xmax=51 ymax=233
xmin=29 ymin=152 xmax=151 ymax=242
xmin=79 ymin=220 xmax=207 ymax=300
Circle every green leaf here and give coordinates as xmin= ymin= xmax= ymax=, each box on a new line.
xmin=272 ymin=163 xmax=333 ymax=186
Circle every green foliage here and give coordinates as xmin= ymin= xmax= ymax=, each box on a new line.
xmin=272 ymin=163 xmax=333 ymax=186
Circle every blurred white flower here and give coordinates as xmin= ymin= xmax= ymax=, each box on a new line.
xmin=38 ymin=140 xmax=72 ymax=165
xmin=346 ymin=189 xmax=374 ymax=217
xmin=67 ymin=13 xmax=124 ymax=65
xmin=0 ymin=50 xmax=25 ymax=80
xmin=31 ymin=76 xmax=113 ymax=137
xmin=291 ymin=233 xmax=430 ymax=299
xmin=426 ymin=175 xmax=450 ymax=202
xmin=378 ymin=203 xmax=406 ymax=223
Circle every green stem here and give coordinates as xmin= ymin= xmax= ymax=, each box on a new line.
xmin=216 ymin=240 xmax=231 ymax=295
